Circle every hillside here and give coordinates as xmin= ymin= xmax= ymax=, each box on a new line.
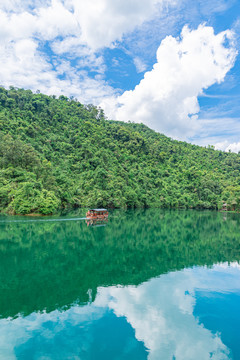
xmin=0 ymin=86 xmax=240 ymax=214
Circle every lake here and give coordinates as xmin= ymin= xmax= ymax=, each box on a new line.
xmin=0 ymin=209 xmax=239 ymax=359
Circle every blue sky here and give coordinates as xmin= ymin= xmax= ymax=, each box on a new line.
xmin=0 ymin=0 xmax=240 ymax=151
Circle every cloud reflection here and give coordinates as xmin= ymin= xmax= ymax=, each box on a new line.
xmin=101 ymin=264 xmax=239 ymax=359
xmin=0 ymin=263 xmax=239 ymax=359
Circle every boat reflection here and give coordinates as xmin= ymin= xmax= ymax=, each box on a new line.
xmin=85 ymin=218 xmax=108 ymax=227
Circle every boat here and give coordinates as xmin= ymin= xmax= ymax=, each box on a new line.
xmin=86 ymin=208 xmax=108 ymax=220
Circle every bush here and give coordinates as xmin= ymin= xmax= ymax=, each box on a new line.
xmin=7 ymin=182 xmax=60 ymax=215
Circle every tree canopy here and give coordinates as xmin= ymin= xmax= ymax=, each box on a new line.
xmin=0 ymin=86 xmax=240 ymax=214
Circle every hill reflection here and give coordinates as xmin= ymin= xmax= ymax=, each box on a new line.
xmin=0 ymin=209 xmax=240 ymax=318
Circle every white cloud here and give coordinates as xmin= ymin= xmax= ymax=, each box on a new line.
xmin=189 ymin=116 xmax=240 ymax=152
xmin=51 ymin=37 xmax=106 ymax=74
xmin=35 ymin=0 xmax=79 ymax=41
xmin=213 ymin=140 xmax=230 ymax=151
xmin=0 ymin=0 xmax=175 ymax=50
xmin=0 ymin=0 xmax=119 ymax=103
xmin=0 ymin=35 xmax=115 ymax=103
xmin=69 ymin=0 xmax=172 ymax=50
xmin=0 ymin=0 xmax=176 ymax=104
xmin=101 ymin=25 xmax=237 ymax=140
xmin=190 ymin=115 xmax=240 ymax=153
xmin=133 ymin=57 xmax=147 ymax=73
xmin=0 ymin=2 xmax=77 ymax=43
xmin=0 ymin=0 xmax=51 ymax=12
xmin=214 ymin=141 xmax=240 ymax=153
xmin=225 ymin=142 xmax=240 ymax=153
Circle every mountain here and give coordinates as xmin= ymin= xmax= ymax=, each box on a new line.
xmin=0 ymin=86 xmax=240 ymax=214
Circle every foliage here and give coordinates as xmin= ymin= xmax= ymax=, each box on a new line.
xmin=0 ymin=86 xmax=240 ymax=214
xmin=6 ymin=182 xmax=60 ymax=215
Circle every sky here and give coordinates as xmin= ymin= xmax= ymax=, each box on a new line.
xmin=0 ymin=0 xmax=240 ymax=151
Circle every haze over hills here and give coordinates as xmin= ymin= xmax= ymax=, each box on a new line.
xmin=0 ymin=86 xmax=240 ymax=214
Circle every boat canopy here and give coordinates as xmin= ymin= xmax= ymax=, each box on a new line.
xmin=88 ymin=209 xmax=107 ymax=212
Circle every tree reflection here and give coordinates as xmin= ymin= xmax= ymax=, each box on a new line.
xmin=0 ymin=209 xmax=240 ymax=318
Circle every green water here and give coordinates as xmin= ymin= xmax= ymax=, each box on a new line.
xmin=0 ymin=209 xmax=240 ymax=359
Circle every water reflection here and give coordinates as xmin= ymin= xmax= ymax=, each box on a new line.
xmin=100 ymin=263 xmax=240 ymax=360
xmin=0 ymin=209 xmax=240 ymax=359
xmin=0 ymin=263 xmax=239 ymax=359
xmin=85 ymin=218 xmax=108 ymax=227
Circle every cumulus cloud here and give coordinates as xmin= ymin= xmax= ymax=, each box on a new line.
xmin=0 ymin=0 xmax=118 ymax=103
xmin=70 ymin=0 xmax=171 ymax=49
xmin=0 ymin=0 xmax=174 ymax=49
xmin=0 ymin=0 xmax=175 ymax=103
xmin=101 ymin=25 xmax=237 ymax=140
xmin=0 ymin=1 xmax=77 ymax=43
xmin=0 ymin=31 xmax=115 ymax=103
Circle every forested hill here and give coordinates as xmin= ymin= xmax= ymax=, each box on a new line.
xmin=0 ymin=86 xmax=240 ymax=214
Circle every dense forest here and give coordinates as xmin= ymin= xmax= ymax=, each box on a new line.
xmin=0 ymin=86 xmax=240 ymax=214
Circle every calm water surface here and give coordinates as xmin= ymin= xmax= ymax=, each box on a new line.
xmin=0 ymin=209 xmax=240 ymax=359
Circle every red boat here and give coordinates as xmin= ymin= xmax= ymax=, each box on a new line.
xmin=86 ymin=209 xmax=108 ymax=219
